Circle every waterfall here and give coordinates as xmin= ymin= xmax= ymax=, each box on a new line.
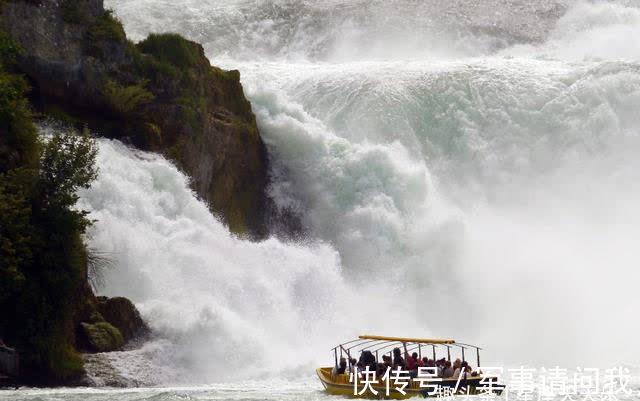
xmin=75 ymin=0 xmax=640 ymax=383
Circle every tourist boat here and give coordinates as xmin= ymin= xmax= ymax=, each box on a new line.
xmin=316 ymin=335 xmax=504 ymax=399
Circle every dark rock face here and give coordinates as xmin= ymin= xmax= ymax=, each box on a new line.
xmin=0 ymin=0 xmax=114 ymax=108
xmin=73 ymin=294 xmax=151 ymax=380
xmin=0 ymin=0 xmax=270 ymax=237
xmin=96 ymin=296 xmax=149 ymax=343
xmin=74 ymin=284 xmax=148 ymax=354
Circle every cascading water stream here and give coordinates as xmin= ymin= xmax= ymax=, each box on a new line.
xmin=77 ymin=139 xmax=432 ymax=384
xmin=72 ymin=0 xmax=640 ymax=385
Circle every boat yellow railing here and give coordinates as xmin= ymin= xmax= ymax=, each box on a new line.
xmin=358 ymin=335 xmax=455 ymax=345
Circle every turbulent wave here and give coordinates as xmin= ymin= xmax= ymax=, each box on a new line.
xmin=80 ymin=0 xmax=640 ymax=383
xmin=238 ymin=57 xmax=640 ymax=367
xmin=106 ymin=0 xmax=573 ymax=61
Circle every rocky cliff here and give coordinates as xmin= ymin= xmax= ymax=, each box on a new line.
xmin=0 ymin=0 xmax=273 ymax=386
xmin=0 ymin=0 xmax=270 ymax=237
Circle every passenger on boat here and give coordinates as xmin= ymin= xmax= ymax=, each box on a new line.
xmin=442 ymin=360 xmax=454 ymax=378
xmin=464 ymin=359 xmax=481 ymax=376
xmin=420 ymin=359 xmax=438 ymax=377
xmin=348 ymin=358 xmax=358 ymax=374
xmin=452 ymin=358 xmax=462 ymax=377
xmin=359 ymin=350 xmax=377 ymax=371
xmin=342 ymin=358 xmax=358 ymax=375
xmin=333 ymin=357 xmax=347 ymax=375
xmin=405 ymin=352 xmax=419 ymax=377
xmin=392 ymin=348 xmax=405 ymax=368
xmin=461 ymin=361 xmax=474 ymax=378
xmin=382 ymin=355 xmax=392 ymax=372
xmin=406 ymin=352 xmax=418 ymax=370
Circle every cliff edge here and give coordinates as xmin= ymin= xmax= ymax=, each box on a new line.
xmin=1 ymin=0 xmax=269 ymax=237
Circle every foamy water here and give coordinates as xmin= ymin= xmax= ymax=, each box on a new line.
xmin=2 ymin=375 xmax=639 ymax=401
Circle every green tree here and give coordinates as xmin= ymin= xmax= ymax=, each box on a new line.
xmin=38 ymin=128 xmax=98 ymax=213
xmin=0 ymin=128 xmax=99 ymax=382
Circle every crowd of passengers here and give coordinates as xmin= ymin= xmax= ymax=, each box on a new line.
xmin=333 ymin=347 xmax=479 ymax=379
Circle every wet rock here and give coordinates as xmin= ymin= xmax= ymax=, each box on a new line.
xmin=97 ymin=296 xmax=150 ymax=343
xmin=79 ymin=322 xmax=124 ymax=352
xmin=82 ymin=354 xmax=139 ymax=387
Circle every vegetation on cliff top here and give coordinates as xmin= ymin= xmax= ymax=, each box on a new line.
xmin=137 ymin=33 xmax=202 ymax=69
xmin=2 ymin=0 xmax=270 ymax=237
xmin=112 ymin=31 xmax=268 ymax=236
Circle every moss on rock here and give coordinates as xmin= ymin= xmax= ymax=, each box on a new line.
xmin=79 ymin=322 xmax=124 ymax=352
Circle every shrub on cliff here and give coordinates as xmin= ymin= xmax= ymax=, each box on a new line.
xmin=137 ymin=33 xmax=202 ymax=69
xmin=103 ymin=79 xmax=154 ymax=116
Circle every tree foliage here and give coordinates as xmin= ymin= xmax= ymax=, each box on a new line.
xmin=0 ymin=128 xmax=98 ymax=382
xmin=39 ymin=128 xmax=98 ymax=212
xmin=0 ymin=31 xmax=99 ymax=381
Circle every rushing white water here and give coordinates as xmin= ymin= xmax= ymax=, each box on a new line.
xmin=77 ymin=139 xmax=355 ymax=383
xmin=64 ymin=0 xmax=640 ymax=388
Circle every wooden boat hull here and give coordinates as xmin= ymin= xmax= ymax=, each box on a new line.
xmin=316 ymin=367 xmax=503 ymax=399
